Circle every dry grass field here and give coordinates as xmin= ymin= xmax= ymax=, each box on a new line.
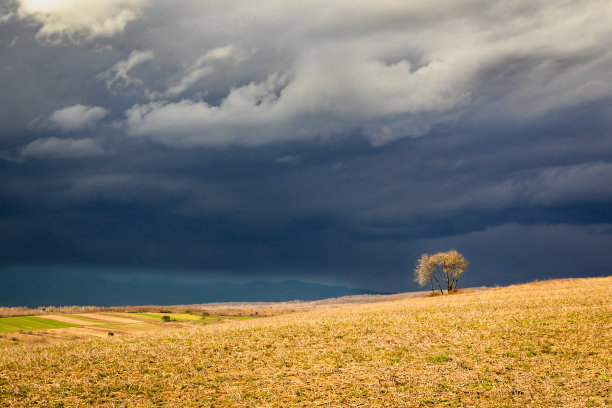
xmin=0 ymin=277 xmax=610 ymax=407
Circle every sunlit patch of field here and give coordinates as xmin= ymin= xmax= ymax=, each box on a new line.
xmin=127 ymin=312 xmax=209 ymax=322
xmin=0 ymin=311 xmax=242 ymax=346
xmin=126 ymin=312 xmax=253 ymax=324
xmin=1 ymin=277 xmax=611 ymax=407
xmin=0 ymin=316 xmax=80 ymax=333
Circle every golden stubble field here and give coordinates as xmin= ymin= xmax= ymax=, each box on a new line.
xmin=1 ymin=277 xmax=611 ymax=407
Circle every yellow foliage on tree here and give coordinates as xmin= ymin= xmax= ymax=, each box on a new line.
xmin=414 ymin=250 xmax=468 ymax=294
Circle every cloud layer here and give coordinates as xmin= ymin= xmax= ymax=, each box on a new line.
xmin=126 ymin=0 xmax=612 ymax=146
xmin=5 ymin=0 xmax=612 ymax=147
xmin=1 ymin=0 xmax=612 ymax=290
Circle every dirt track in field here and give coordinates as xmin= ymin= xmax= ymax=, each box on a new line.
xmin=43 ymin=315 xmax=98 ymax=325
xmin=74 ymin=313 xmax=143 ymax=324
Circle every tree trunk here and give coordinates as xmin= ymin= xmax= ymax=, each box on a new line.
xmin=432 ymin=274 xmax=444 ymax=294
xmin=453 ymin=277 xmax=459 ymax=292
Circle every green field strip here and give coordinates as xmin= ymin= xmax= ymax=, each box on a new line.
xmin=0 ymin=316 xmax=81 ymax=333
xmin=199 ymin=318 xmax=225 ymax=324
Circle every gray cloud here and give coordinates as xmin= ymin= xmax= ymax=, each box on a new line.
xmin=399 ymin=161 xmax=612 ymax=216
xmin=0 ymin=12 xmax=13 ymax=24
xmin=100 ymin=49 xmax=154 ymax=92
xmin=470 ymin=162 xmax=612 ymax=209
xmin=20 ymin=137 xmax=105 ymax=159
xmin=275 ymin=155 xmax=300 ymax=165
xmin=49 ymin=104 xmax=109 ymax=132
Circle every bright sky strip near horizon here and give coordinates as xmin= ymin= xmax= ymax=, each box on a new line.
xmin=1 ymin=0 xmax=611 ymax=295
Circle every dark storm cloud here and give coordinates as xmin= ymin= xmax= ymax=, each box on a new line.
xmin=1 ymin=0 xmax=612 ymax=292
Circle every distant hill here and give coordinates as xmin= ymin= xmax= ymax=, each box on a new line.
xmin=0 ymin=269 xmax=385 ymax=307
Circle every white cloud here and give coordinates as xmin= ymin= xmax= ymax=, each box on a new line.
xmin=161 ymin=45 xmax=251 ymax=98
xmin=125 ymin=73 xmax=300 ymax=147
xmin=125 ymin=56 xmax=466 ymax=147
xmin=119 ymin=0 xmax=612 ymax=147
xmin=16 ymin=0 xmax=149 ymax=43
xmin=100 ymin=49 xmax=154 ymax=91
xmin=199 ymin=45 xmax=242 ymax=63
xmin=165 ymin=66 xmax=214 ymax=98
xmin=50 ymin=104 xmax=109 ymax=132
xmin=20 ymin=137 xmax=105 ymax=159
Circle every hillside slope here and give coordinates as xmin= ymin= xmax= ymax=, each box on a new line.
xmin=1 ymin=277 xmax=611 ymax=407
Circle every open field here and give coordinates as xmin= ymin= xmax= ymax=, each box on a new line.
xmin=1 ymin=277 xmax=611 ymax=407
xmin=125 ymin=312 xmax=251 ymax=324
xmin=0 ymin=312 xmax=252 ymax=346
xmin=0 ymin=316 xmax=80 ymax=333
xmin=130 ymin=312 xmax=206 ymax=321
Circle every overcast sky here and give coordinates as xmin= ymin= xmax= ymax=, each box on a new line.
xmin=1 ymin=0 xmax=611 ymax=292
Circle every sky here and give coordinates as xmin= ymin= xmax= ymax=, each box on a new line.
xmin=1 ymin=0 xmax=612 ymax=296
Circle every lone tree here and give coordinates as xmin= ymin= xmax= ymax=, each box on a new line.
xmin=414 ymin=250 xmax=468 ymax=294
